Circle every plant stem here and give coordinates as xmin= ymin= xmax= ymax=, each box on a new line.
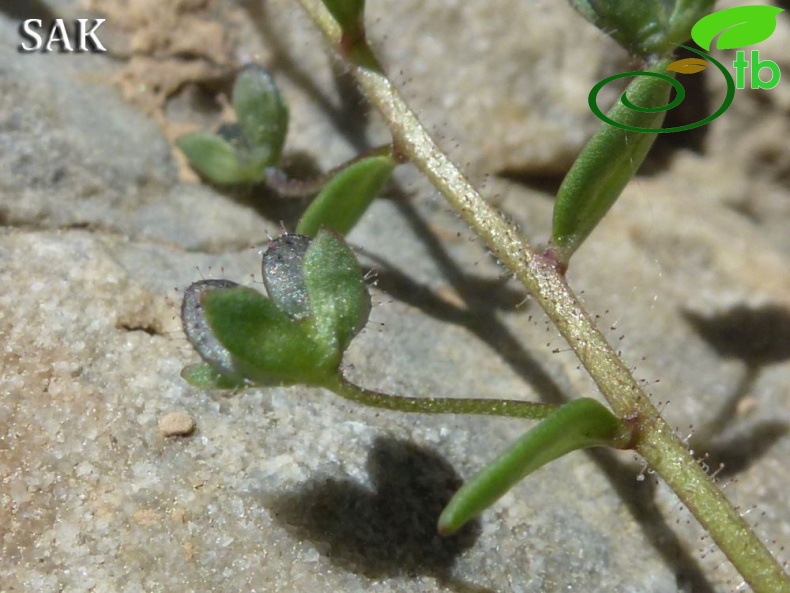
xmin=293 ymin=1 xmax=790 ymax=591
xmin=324 ymin=374 xmax=557 ymax=420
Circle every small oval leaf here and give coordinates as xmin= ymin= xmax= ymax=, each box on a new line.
xmin=303 ymin=230 xmax=372 ymax=352
xmin=296 ymin=153 xmax=396 ymax=237
xmin=667 ymin=57 xmax=708 ymax=74
xmin=177 ymin=132 xmax=267 ymax=185
xmin=691 ymin=5 xmax=784 ymax=51
xmin=233 ymin=65 xmax=289 ymax=164
xmin=201 ymin=286 xmax=337 ymax=386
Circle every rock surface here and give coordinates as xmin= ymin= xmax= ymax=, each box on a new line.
xmin=1 ymin=1 xmax=789 ymax=593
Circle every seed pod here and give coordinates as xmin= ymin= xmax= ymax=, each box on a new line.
xmin=261 ymin=234 xmax=312 ymax=319
xmin=181 ymin=279 xmax=241 ymax=378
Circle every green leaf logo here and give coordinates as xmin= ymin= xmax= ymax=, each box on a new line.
xmin=691 ymin=5 xmax=784 ymax=51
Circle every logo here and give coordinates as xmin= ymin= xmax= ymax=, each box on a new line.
xmin=589 ymin=5 xmax=784 ymax=133
xmin=17 ymin=19 xmax=107 ymax=53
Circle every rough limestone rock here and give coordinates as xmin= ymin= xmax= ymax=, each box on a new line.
xmin=1 ymin=1 xmax=788 ymax=592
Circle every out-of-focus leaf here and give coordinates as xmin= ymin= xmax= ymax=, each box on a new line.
xmin=176 ymin=132 xmax=266 ymax=185
xmin=233 ymin=64 xmax=289 ymax=164
xmin=322 ymin=0 xmax=365 ymax=32
xmin=296 ymin=154 xmax=395 ymax=237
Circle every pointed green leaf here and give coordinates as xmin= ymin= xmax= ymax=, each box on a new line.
xmin=302 ymin=230 xmax=371 ymax=352
xmin=296 ymin=154 xmax=395 ymax=237
xmin=177 ymin=131 xmax=267 ymax=185
xmin=233 ymin=65 xmax=289 ymax=164
xmin=572 ymin=0 xmax=668 ymax=56
xmin=691 ymin=5 xmax=783 ymax=51
xmin=322 ymin=0 xmax=365 ymax=32
xmin=202 ymin=286 xmax=338 ymax=386
xmin=665 ymin=0 xmax=716 ymax=48
xmin=438 ymin=398 xmax=628 ymax=536
xmin=552 ymin=58 xmax=675 ymax=265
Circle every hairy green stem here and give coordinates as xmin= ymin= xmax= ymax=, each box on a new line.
xmin=325 ymin=375 xmax=557 ymax=420
xmin=294 ymin=1 xmax=790 ymax=591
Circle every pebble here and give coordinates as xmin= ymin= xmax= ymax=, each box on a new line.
xmin=159 ymin=411 xmax=196 ymax=437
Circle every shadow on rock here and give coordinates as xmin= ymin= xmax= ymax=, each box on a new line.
xmin=683 ymin=304 xmax=790 ymax=476
xmin=268 ymin=436 xmax=489 ymax=591
xmin=3 ymin=0 xmax=56 ymax=23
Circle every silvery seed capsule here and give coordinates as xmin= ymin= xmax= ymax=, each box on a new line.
xmin=181 ymin=279 xmax=240 ymax=378
xmin=261 ymin=234 xmax=312 ymax=319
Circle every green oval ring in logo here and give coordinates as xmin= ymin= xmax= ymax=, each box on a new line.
xmin=589 ymin=45 xmax=736 ymax=133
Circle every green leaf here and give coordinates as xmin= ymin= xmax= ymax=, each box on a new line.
xmin=295 ymin=154 xmax=395 ymax=237
xmin=181 ymin=363 xmax=246 ymax=389
xmin=437 ymin=398 xmax=628 ymax=536
xmin=176 ymin=131 xmax=267 ymax=185
xmin=233 ymin=65 xmax=289 ymax=163
xmin=551 ymin=58 xmax=675 ymax=265
xmin=691 ymin=5 xmax=783 ymax=51
xmin=571 ymin=0 xmax=668 ymax=56
xmin=322 ymin=0 xmax=365 ymax=32
xmin=665 ymin=0 xmax=716 ymax=48
xmin=202 ymin=286 xmax=338 ymax=386
xmin=302 ymin=230 xmax=371 ymax=352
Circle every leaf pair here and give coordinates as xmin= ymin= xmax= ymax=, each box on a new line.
xmin=178 ymin=65 xmax=288 ymax=185
xmin=181 ymin=231 xmax=370 ymax=388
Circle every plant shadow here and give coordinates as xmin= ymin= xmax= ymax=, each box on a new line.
xmin=683 ymin=304 xmax=790 ymax=477
xmin=267 ymin=436 xmax=491 ymax=593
